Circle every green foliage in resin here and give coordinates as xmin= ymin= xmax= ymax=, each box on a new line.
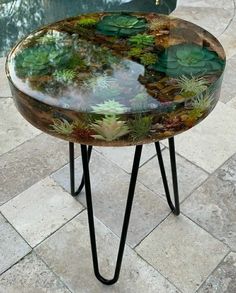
xmin=128 ymin=47 xmax=143 ymax=58
xmin=140 ymin=53 xmax=158 ymax=65
xmin=77 ymin=17 xmax=98 ymax=27
xmin=53 ymin=69 xmax=76 ymax=84
xmin=129 ymin=115 xmax=153 ymax=140
xmin=176 ymin=75 xmax=208 ymax=96
xmin=96 ymin=14 xmax=147 ymax=37
xmin=15 ymin=46 xmax=72 ymax=77
xmin=51 ymin=119 xmax=74 ymax=135
xmin=129 ymin=34 xmax=155 ymax=48
xmin=191 ymin=92 xmax=214 ymax=112
xmin=130 ymin=93 xmax=149 ymax=111
xmin=84 ymin=74 xmax=117 ymax=93
xmin=154 ymin=44 xmax=225 ymax=77
xmin=91 ymin=100 xmax=128 ymax=115
xmin=91 ymin=115 xmax=130 ymax=141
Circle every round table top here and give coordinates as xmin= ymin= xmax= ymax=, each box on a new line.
xmin=6 ymin=12 xmax=226 ymax=146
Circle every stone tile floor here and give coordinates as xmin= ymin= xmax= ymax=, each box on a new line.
xmin=0 ymin=1 xmax=236 ymax=292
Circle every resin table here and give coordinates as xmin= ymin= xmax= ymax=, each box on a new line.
xmin=6 ymin=12 xmax=225 ymax=285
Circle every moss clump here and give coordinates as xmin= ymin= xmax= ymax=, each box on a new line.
xmin=128 ymin=47 xmax=143 ymax=58
xmin=77 ymin=17 xmax=98 ymax=27
xmin=140 ymin=53 xmax=158 ymax=65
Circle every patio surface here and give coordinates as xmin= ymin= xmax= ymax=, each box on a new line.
xmin=1 ymin=1 xmax=236 ymax=292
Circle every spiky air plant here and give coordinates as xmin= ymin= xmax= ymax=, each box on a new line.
xmin=176 ymin=75 xmax=209 ymax=96
xmin=129 ymin=115 xmax=153 ymax=140
xmin=128 ymin=33 xmax=155 ymax=48
xmin=191 ymin=92 xmax=215 ymax=112
xmin=51 ymin=119 xmax=74 ymax=135
xmin=91 ymin=115 xmax=130 ymax=141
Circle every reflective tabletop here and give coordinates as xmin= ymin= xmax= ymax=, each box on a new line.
xmin=6 ymin=12 xmax=225 ymax=146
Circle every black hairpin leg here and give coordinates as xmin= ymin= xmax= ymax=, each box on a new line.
xmin=155 ymin=137 xmax=180 ymax=215
xmin=68 ymin=138 xmax=180 ymax=285
xmin=80 ymin=143 xmax=143 ymax=285
xmin=69 ymin=142 xmax=93 ymax=196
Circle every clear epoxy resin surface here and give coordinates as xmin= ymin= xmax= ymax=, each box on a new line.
xmin=7 ymin=12 xmax=226 ymax=146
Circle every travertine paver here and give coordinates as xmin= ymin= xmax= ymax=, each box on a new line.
xmin=0 ymin=57 xmax=11 ymax=97
xmin=0 ymin=213 xmax=31 ymax=275
xmin=138 ymin=149 xmax=208 ymax=202
xmin=227 ymin=96 xmax=236 ymax=109
xmin=36 ymin=211 xmax=180 ymax=293
xmin=182 ymin=153 xmax=236 ymax=251
xmin=162 ymin=102 xmax=236 ymax=173
xmin=0 ymin=177 xmax=83 ymax=247
xmin=95 ymin=143 xmax=163 ymax=173
xmin=0 ymin=252 xmax=71 ymax=293
xmin=136 ymin=214 xmax=229 ymax=293
xmin=178 ymin=0 xmax=234 ymax=9
xmin=198 ymin=252 xmax=236 ymax=293
xmin=219 ymin=16 xmax=236 ymax=58
xmin=0 ymin=133 xmax=79 ymax=206
xmin=0 ymin=98 xmax=41 ymax=156
xmin=173 ymin=6 xmax=233 ymax=37
xmin=52 ymin=151 xmax=170 ymax=248
xmin=220 ymin=55 xmax=236 ymax=103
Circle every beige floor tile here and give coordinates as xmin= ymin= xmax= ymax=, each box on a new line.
xmin=172 ymin=7 xmax=233 ymax=37
xmin=220 ymin=55 xmax=236 ymax=103
xmin=0 ymin=133 xmax=80 ymax=206
xmin=36 ymin=211 xmax=180 ymax=293
xmin=198 ymin=252 xmax=236 ymax=293
xmin=182 ymin=153 xmax=236 ymax=250
xmin=178 ymin=0 xmax=234 ymax=9
xmin=52 ymin=152 xmax=170 ymax=247
xmin=136 ymin=214 xmax=229 ymax=293
xmin=0 ymin=214 xmax=31 ymax=275
xmin=0 ymin=252 xmax=70 ymax=293
xmin=227 ymin=96 xmax=236 ymax=109
xmin=162 ymin=102 xmax=236 ymax=173
xmin=219 ymin=17 xmax=236 ymax=58
xmin=138 ymin=149 xmax=208 ymax=202
xmin=95 ymin=143 xmax=163 ymax=173
xmin=0 ymin=57 xmax=11 ymax=98
xmin=0 ymin=98 xmax=41 ymax=156
xmin=0 ymin=177 xmax=83 ymax=247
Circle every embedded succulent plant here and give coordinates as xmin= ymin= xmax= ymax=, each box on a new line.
xmin=129 ymin=34 xmax=155 ymax=48
xmin=191 ymin=92 xmax=214 ymax=112
xmin=153 ymin=44 xmax=225 ymax=77
xmin=15 ymin=46 xmax=72 ymax=77
xmin=140 ymin=53 xmax=158 ymax=66
xmin=176 ymin=75 xmax=209 ymax=96
xmin=129 ymin=115 xmax=153 ymax=140
xmin=76 ymin=17 xmax=98 ymax=27
xmin=91 ymin=115 xmax=130 ymax=141
xmin=91 ymin=100 xmax=128 ymax=115
xmin=130 ymin=93 xmax=149 ymax=111
xmin=51 ymin=119 xmax=74 ymax=135
xmin=96 ymin=14 xmax=147 ymax=37
xmin=128 ymin=47 xmax=143 ymax=58
xmin=84 ymin=74 xmax=117 ymax=93
xmin=53 ymin=69 xmax=76 ymax=84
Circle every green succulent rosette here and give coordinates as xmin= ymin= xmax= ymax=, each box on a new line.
xmin=153 ymin=43 xmax=225 ymax=77
xmin=15 ymin=45 xmax=72 ymax=77
xmin=96 ymin=14 xmax=147 ymax=37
